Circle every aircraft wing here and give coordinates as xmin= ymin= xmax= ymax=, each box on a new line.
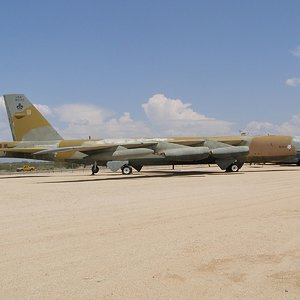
xmin=33 ymin=142 xmax=159 ymax=155
xmin=1 ymin=139 xmax=248 ymax=164
xmin=31 ymin=140 xmax=210 ymax=161
xmin=168 ymin=138 xmax=206 ymax=146
xmin=214 ymin=137 xmax=245 ymax=146
xmin=0 ymin=147 xmax=46 ymax=154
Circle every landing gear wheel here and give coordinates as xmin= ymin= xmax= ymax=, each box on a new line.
xmin=91 ymin=165 xmax=99 ymax=175
xmin=226 ymin=163 xmax=239 ymax=172
xmin=121 ymin=165 xmax=133 ymax=175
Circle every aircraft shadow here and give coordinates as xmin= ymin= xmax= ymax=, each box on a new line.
xmin=40 ymin=170 xmax=240 ymax=184
xmin=246 ymin=168 xmax=300 ymax=173
xmin=2 ymin=167 xmax=297 ymax=184
xmin=0 ymin=175 xmax=51 ymax=179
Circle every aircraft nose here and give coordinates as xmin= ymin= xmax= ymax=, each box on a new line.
xmin=292 ymin=137 xmax=300 ymax=154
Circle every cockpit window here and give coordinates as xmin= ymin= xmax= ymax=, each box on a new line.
xmin=292 ymin=137 xmax=300 ymax=143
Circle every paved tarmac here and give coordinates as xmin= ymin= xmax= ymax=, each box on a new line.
xmin=0 ymin=165 xmax=299 ymax=299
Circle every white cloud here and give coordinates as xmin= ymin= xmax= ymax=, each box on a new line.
xmin=0 ymin=96 xmax=4 ymax=110
xmin=0 ymin=96 xmax=6 ymax=120
xmin=105 ymin=112 xmax=151 ymax=137
xmin=0 ymin=96 xmax=12 ymax=141
xmin=34 ymin=104 xmax=53 ymax=116
xmin=291 ymin=45 xmax=300 ymax=58
xmin=55 ymin=104 xmax=150 ymax=139
xmin=244 ymin=121 xmax=277 ymax=135
xmin=40 ymin=94 xmax=234 ymax=138
xmin=143 ymin=94 xmax=209 ymax=122
xmin=1 ymin=93 xmax=299 ymax=142
xmin=245 ymin=115 xmax=300 ymax=136
xmin=142 ymin=94 xmax=233 ymax=136
xmin=286 ymin=46 xmax=300 ymax=87
xmin=286 ymin=77 xmax=300 ymax=87
xmin=55 ymin=104 xmax=110 ymax=126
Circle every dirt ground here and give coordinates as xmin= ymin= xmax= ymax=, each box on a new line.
xmin=0 ymin=165 xmax=299 ymax=299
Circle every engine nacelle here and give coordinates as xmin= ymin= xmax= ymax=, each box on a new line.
xmin=162 ymin=147 xmax=210 ymax=161
xmin=211 ymin=146 xmax=249 ymax=158
xmin=112 ymin=148 xmax=154 ymax=159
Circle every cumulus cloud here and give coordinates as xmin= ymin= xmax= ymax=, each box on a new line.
xmin=34 ymin=104 xmax=53 ymax=116
xmin=0 ymin=97 xmax=12 ymax=141
xmin=0 ymin=94 xmax=234 ymax=139
xmin=0 ymin=96 xmax=6 ymax=118
xmin=291 ymin=45 xmax=300 ymax=58
xmin=245 ymin=115 xmax=300 ymax=136
xmin=55 ymin=104 xmax=150 ymax=139
xmin=0 ymin=99 xmax=151 ymax=140
xmin=142 ymin=94 xmax=233 ymax=136
xmin=55 ymin=104 xmax=110 ymax=126
xmin=54 ymin=95 xmax=234 ymax=138
xmin=286 ymin=77 xmax=300 ymax=87
xmin=286 ymin=46 xmax=300 ymax=87
xmin=105 ymin=112 xmax=151 ymax=137
xmin=142 ymin=94 xmax=209 ymax=122
xmin=2 ymin=93 xmax=299 ymax=142
xmin=0 ymin=94 xmax=300 ymax=141
xmin=0 ymin=96 xmax=4 ymax=109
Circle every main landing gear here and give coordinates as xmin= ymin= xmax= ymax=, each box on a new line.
xmin=121 ymin=165 xmax=133 ymax=175
xmin=91 ymin=162 xmax=133 ymax=175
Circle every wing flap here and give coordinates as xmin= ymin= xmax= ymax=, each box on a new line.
xmin=169 ymin=139 xmax=205 ymax=146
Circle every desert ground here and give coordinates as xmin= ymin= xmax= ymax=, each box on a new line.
xmin=0 ymin=164 xmax=299 ymax=299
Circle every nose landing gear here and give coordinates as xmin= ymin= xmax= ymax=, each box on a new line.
xmin=91 ymin=163 xmax=99 ymax=175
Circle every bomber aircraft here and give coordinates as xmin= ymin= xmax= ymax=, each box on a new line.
xmin=1 ymin=94 xmax=299 ymax=175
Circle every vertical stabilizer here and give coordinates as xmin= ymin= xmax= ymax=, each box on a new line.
xmin=3 ymin=94 xmax=63 ymax=141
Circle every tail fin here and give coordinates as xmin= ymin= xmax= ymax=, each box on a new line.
xmin=3 ymin=94 xmax=63 ymax=141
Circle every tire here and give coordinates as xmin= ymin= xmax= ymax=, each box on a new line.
xmin=121 ymin=165 xmax=133 ymax=175
xmin=226 ymin=163 xmax=239 ymax=172
xmin=230 ymin=164 xmax=239 ymax=172
xmin=91 ymin=165 xmax=99 ymax=174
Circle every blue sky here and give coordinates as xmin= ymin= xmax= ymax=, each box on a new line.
xmin=1 ymin=0 xmax=300 ymax=140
